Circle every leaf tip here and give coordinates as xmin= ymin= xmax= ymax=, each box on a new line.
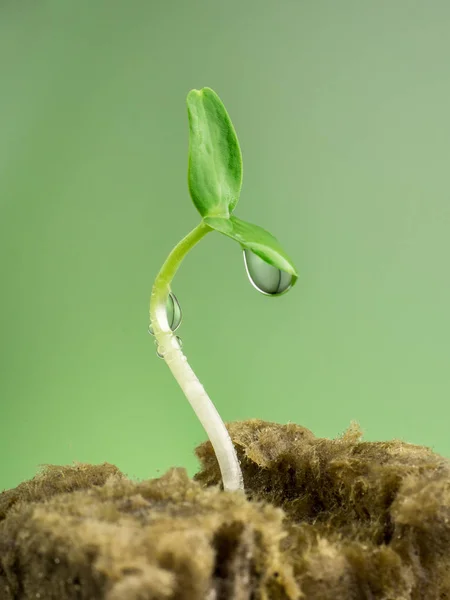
xmin=187 ymin=87 xmax=219 ymax=102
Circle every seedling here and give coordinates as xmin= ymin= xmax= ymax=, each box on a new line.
xmin=149 ymin=88 xmax=298 ymax=492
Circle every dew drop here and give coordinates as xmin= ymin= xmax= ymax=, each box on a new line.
xmin=243 ymin=249 xmax=294 ymax=296
xmin=148 ymin=292 xmax=182 ymax=335
xmin=155 ymin=336 xmax=182 ymax=359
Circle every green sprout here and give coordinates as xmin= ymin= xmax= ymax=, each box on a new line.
xmin=149 ymin=88 xmax=298 ymax=492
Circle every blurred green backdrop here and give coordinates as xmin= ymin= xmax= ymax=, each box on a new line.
xmin=1 ymin=1 xmax=450 ymax=492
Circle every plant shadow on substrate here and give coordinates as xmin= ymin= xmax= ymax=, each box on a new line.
xmin=1 ymin=420 xmax=450 ymax=599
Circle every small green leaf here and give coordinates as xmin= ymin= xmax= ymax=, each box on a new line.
xmin=204 ymin=215 xmax=298 ymax=284
xmin=187 ymin=88 xmax=243 ymax=218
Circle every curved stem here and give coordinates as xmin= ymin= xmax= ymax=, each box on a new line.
xmin=149 ymin=221 xmax=244 ymax=492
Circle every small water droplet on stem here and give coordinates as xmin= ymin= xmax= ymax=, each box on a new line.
xmin=149 ymin=292 xmax=182 ymax=335
xmin=155 ymin=335 xmax=183 ymax=359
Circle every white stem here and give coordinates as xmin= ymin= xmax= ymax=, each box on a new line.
xmin=155 ymin=305 xmax=243 ymax=492
xmin=150 ymin=223 xmax=244 ymax=492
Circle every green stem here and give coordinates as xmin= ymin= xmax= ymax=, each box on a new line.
xmin=149 ymin=221 xmax=244 ymax=492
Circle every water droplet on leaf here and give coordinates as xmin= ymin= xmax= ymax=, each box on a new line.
xmin=243 ymin=249 xmax=294 ymax=296
xmin=148 ymin=292 xmax=182 ymax=335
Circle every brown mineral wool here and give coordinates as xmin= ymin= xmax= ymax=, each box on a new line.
xmin=196 ymin=420 xmax=450 ymax=599
xmin=0 ymin=462 xmax=298 ymax=600
xmin=1 ymin=421 xmax=449 ymax=600
xmin=0 ymin=463 xmax=122 ymax=521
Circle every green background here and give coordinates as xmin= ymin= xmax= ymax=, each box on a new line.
xmin=1 ymin=1 xmax=450 ymax=493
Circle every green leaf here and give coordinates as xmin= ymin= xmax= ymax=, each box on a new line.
xmin=187 ymin=88 xmax=243 ymax=218
xmin=204 ymin=215 xmax=298 ymax=281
